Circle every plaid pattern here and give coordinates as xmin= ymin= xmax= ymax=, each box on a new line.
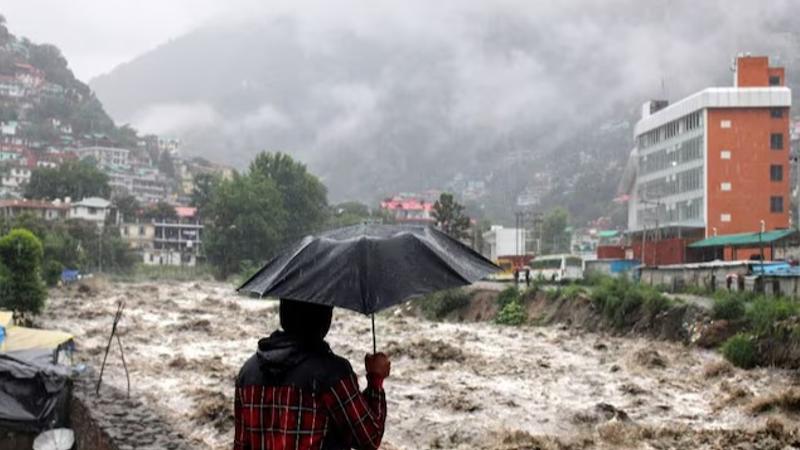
xmin=234 ymin=373 xmax=386 ymax=450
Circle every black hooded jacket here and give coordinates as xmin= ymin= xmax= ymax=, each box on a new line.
xmin=237 ymin=331 xmax=353 ymax=390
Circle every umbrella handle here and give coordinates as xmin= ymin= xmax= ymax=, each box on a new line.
xmin=371 ymin=313 xmax=377 ymax=354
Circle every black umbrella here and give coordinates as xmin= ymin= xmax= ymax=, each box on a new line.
xmin=237 ymin=223 xmax=499 ymax=352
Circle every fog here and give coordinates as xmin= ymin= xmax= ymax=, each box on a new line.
xmin=80 ymin=1 xmax=800 ymax=216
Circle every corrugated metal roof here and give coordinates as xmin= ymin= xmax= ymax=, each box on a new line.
xmin=688 ymin=230 xmax=795 ymax=248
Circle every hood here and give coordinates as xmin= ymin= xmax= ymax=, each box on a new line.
xmin=256 ymin=330 xmax=330 ymax=378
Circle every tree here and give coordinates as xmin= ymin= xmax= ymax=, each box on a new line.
xmin=204 ymin=174 xmax=287 ymax=279
xmin=432 ymin=193 xmax=470 ymax=240
xmin=24 ymin=159 xmax=110 ymax=200
xmin=326 ymin=201 xmax=372 ymax=228
xmin=143 ymin=201 xmax=177 ymax=221
xmin=249 ymin=152 xmax=328 ymax=241
xmin=112 ymin=194 xmax=141 ymax=223
xmin=190 ymin=173 xmax=221 ymax=212
xmin=541 ymin=208 xmax=570 ymax=254
xmin=0 ymin=228 xmax=47 ymax=318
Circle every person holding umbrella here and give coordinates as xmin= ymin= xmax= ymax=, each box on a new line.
xmin=234 ymin=298 xmax=390 ymax=450
xmin=235 ymin=224 xmax=498 ymax=449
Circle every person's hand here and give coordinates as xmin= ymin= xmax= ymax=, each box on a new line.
xmin=365 ymin=352 xmax=391 ymax=379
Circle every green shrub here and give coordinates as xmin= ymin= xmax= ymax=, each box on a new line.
xmin=590 ymin=276 xmax=670 ymax=328
xmin=642 ymin=288 xmax=672 ymax=318
xmin=721 ymin=333 xmax=757 ymax=369
xmin=746 ymin=296 xmax=799 ymax=335
xmin=562 ymin=284 xmax=586 ymax=300
xmin=420 ymin=288 xmax=471 ymax=320
xmin=712 ymin=295 xmax=746 ymax=321
xmin=0 ymin=228 xmax=47 ymax=316
xmin=497 ymin=286 xmax=520 ymax=308
xmin=495 ymin=300 xmax=526 ymax=326
xmin=43 ymin=259 xmax=63 ymax=287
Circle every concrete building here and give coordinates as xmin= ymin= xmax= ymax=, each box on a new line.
xmin=108 ymin=167 xmax=169 ymax=204
xmin=0 ymin=199 xmax=69 ymax=221
xmin=620 ymin=55 xmax=791 ymax=265
xmin=120 ymin=222 xmax=156 ymax=251
xmin=482 ymin=226 xmax=526 ymax=261
xmin=74 ymin=146 xmax=130 ymax=168
xmin=69 ymin=197 xmax=111 ymax=226
xmin=1 ymin=166 xmax=31 ymax=190
xmin=146 ymin=206 xmax=203 ymax=266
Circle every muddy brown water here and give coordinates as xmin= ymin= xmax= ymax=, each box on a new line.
xmin=40 ymin=280 xmax=799 ymax=449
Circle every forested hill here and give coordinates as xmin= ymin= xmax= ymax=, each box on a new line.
xmin=90 ymin=2 xmax=800 ymax=226
xmin=0 ymin=15 xmax=136 ymax=147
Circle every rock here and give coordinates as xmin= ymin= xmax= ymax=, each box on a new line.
xmin=694 ymin=320 xmax=739 ymax=348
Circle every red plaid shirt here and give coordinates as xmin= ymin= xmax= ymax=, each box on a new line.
xmin=234 ymin=372 xmax=386 ymax=450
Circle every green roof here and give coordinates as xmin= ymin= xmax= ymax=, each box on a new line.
xmin=688 ymin=230 xmax=795 ymax=248
xmin=597 ymin=230 xmax=619 ymax=238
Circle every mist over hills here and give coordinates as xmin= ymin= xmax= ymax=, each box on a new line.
xmin=90 ymin=1 xmax=800 ymax=225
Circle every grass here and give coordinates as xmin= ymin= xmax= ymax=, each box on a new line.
xmin=562 ymin=284 xmax=586 ymax=301
xmin=418 ymin=288 xmax=471 ymax=320
xmin=746 ymin=296 xmax=799 ymax=335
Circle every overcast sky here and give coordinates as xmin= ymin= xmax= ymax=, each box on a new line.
xmin=1 ymin=0 xmax=274 ymax=81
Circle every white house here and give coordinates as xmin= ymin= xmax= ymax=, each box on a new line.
xmin=69 ymin=197 xmax=111 ymax=226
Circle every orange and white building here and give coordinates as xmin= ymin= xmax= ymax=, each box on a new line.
xmin=619 ymin=55 xmax=791 ymax=264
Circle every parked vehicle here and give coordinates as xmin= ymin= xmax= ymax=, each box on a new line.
xmin=530 ymin=254 xmax=583 ymax=282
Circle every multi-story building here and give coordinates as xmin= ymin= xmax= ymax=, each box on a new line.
xmin=120 ymin=222 xmax=156 ymax=251
xmin=482 ymin=226 xmax=526 ymax=261
xmin=108 ymin=167 xmax=169 ymax=204
xmin=74 ymin=146 xmax=130 ymax=168
xmin=0 ymin=199 xmax=69 ymax=221
xmin=1 ymin=165 xmax=31 ymax=190
xmin=145 ymin=206 xmax=203 ymax=266
xmin=620 ymin=55 xmax=791 ymax=264
xmin=69 ymin=197 xmax=111 ymax=227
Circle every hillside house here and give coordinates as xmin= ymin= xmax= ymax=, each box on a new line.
xmin=0 ymin=199 xmax=69 ymax=221
xmin=69 ymin=197 xmax=111 ymax=227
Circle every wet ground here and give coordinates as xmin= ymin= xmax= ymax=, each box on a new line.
xmin=40 ymin=280 xmax=800 ymax=449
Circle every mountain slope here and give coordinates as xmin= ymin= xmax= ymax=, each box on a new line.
xmin=90 ymin=2 xmax=800 ymax=224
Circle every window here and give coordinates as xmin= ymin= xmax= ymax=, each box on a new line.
xmin=769 ymin=75 xmax=781 ymax=86
xmin=771 ymin=133 xmax=784 ymax=150
xmin=771 ymin=108 xmax=784 ymax=118
xmin=770 ymin=165 xmax=784 ymax=181
xmin=88 ymin=207 xmax=97 ymax=215
xmin=721 ymin=150 xmax=731 ymax=159
xmin=720 ymin=120 xmax=732 ymax=129
xmin=721 ymin=182 xmax=732 ymax=191
xmin=721 ymin=213 xmax=731 ymax=222
xmin=122 ymin=227 xmax=128 ymax=236
xmin=139 ymin=226 xmax=145 ymax=236
xmin=771 ymin=196 xmax=784 ymax=213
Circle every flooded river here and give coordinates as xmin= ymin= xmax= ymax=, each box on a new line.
xmin=40 ymin=280 xmax=799 ymax=449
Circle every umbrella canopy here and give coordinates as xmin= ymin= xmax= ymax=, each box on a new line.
xmin=237 ymin=223 xmax=499 ymax=315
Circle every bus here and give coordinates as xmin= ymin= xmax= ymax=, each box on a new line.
xmin=530 ymin=254 xmax=583 ymax=282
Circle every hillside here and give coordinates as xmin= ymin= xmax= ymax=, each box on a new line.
xmin=90 ymin=2 xmax=800 ymax=225
xmin=0 ymin=16 xmax=135 ymax=149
